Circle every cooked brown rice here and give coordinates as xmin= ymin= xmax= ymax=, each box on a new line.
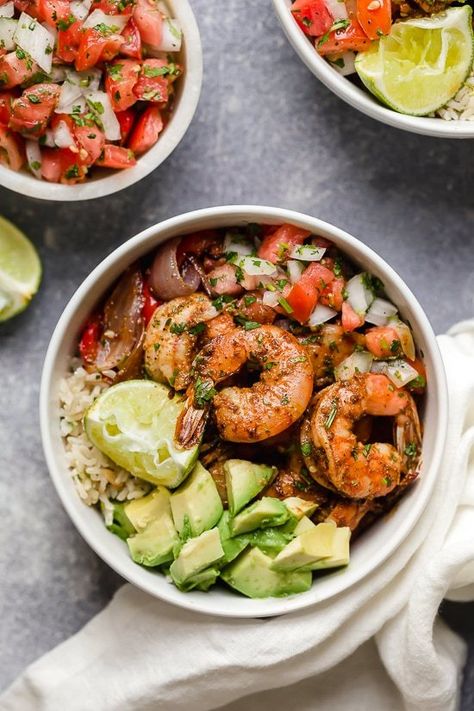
xmin=436 ymin=68 xmax=474 ymax=121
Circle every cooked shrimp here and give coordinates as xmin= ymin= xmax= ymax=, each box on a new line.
xmin=235 ymin=292 xmax=277 ymax=325
xmin=296 ymin=323 xmax=361 ymax=385
xmin=144 ymin=293 xmax=218 ymax=390
xmin=175 ymin=324 xmax=314 ymax=447
xmin=303 ymin=373 xmax=421 ymax=499
xmin=204 ymin=311 xmax=235 ymax=341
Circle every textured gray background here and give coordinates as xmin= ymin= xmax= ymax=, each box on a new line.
xmin=1 ymin=0 xmax=474 ymax=705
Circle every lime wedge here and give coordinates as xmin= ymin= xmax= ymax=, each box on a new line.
xmin=84 ymin=380 xmax=199 ymax=488
xmin=0 ymin=215 xmax=42 ymax=322
xmin=355 ymin=6 xmax=474 ymax=116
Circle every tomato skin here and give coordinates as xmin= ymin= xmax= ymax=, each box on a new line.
xmin=133 ymin=59 xmax=169 ymax=103
xmin=96 ymin=144 xmax=136 ymax=168
xmin=0 ymin=125 xmax=25 ymax=170
xmin=41 ymin=146 xmax=87 ymax=183
xmin=286 ymin=263 xmax=335 ymax=323
xmin=9 ymin=83 xmax=60 ymax=137
xmin=0 ymin=52 xmax=40 ymax=90
xmin=317 ymin=19 xmax=372 ymax=55
xmin=133 ymin=0 xmax=163 ymax=47
xmin=258 ymin=223 xmax=312 ymax=264
xmin=79 ymin=316 xmax=101 ymax=364
xmin=292 ymin=0 xmax=333 ymax=37
xmin=115 ymin=108 xmax=135 ymax=143
xmin=142 ymin=280 xmax=160 ymax=324
xmin=120 ymin=17 xmax=142 ymax=58
xmin=105 ymin=59 xmax=140 ymax=111
xmin=0 ymin=92 xmax=14 ymax=126
xmin=341 ymin=301 xmax=364 ymax=332
xmin=13 ymin=0 xmax=40 ymax=17
xmin=365 ymin=326 xmax=401 ymax=358
xmin=356 ymin=0 xmax=391 ymax=39
xmin=74 ymin=124 xmax=105 ymax=164
xmin=92 ymin=0 xmax=134 ymax=14
xmin=75 ymin=28 xmax=124 ymax=71
xmin=320 ymin=276 xmax=345 ymax=310
xmin=37 ymin=0 xmax=70 ymax=26
xmin=127 ymin=105 xmax=162 ymax=155
xmin=56 ymin=19 xmax=83 ymax=63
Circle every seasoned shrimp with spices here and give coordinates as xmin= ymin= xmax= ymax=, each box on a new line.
xmin=176 ymin=324 xmax=314 ymax=447
xmin=302 ymin=373 xmax=421 ymax=499
xmin=297 ymin=323 xmax=362 ymax=386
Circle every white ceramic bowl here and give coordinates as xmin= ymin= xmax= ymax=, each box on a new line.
xmin=40 ymin=205 xmax=448 ymax=617
xmin=0 ymin=0 xmax=202 ymax=201
xmin=273 ymin=0 xmax=474 ymax=139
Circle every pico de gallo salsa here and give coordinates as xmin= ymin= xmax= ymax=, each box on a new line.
xmin=0 ymin=0 xmax=183 ymax=183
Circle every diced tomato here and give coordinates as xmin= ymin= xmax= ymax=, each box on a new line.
xmin=286 ymin=263 xmax=335 ymax=323
xmin=13 ymin=0 xmax=40 ymax=17
xmin=176 ymin=230 xmax=221 ymax=262
xmin=406 ymin=357 xmax=426 ymax=393
xmin=9 ymin=84 xmax=60 ymax=137
xmin=291 ymin=0 xmax=333 ymax=37
xmin=92 ymin=0 xmax=135 ymax=14
xmin=320 ymin=276 xmax=344 ymax=310
xmin=142 ymin=280 xmax=160 ymax=324
xmin=75 ymin=28 xmax=124 ymax=71
xmin=96 ymin=144 xmax=136 ymax=168
xmin=74 ymin=124 xmax=105 ymax=164
xmin=365 ymin=326 xmax=401 ymax=358
xmin=0 ymin=52 xmax=40 ymax=90
xmin=79 ymin=316 xmax=101 ymax=364
xmin=127 ymin=105 xmax=162 ymax=155
xmin=120 ymin=17 xmax=142 ymax=58
xmin=37 ymin=0 xmax=71 ymax=26
xmin=0 ymin=92 xmax=14 ymax=126
xmin=317 ymin=18 xmax=372 ymax=55
xmin=115 ymin=108 xmax=135 ymax=143
xmin=341 ymin=301 xmax=364 ymax=332
xmin=56 ymin=19 xmax=83 ymax=63
xmin=105 ymin=59 xmax=140 ymax=111
xmin=41 ymin=146 xmax=87 ymax=183
xmin=0 ymin=125 xmax=25 ymax=170
xmin=133 ymin=59 xmax=168 ymax=103
xmin=258 ymin=223 xmax=312 ymax=264
xmin=133 ymin=0 xmax=163 ymax=47
xmin=356 ymin=0 xmax=391 ymax=40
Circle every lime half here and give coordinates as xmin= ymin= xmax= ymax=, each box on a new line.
xmin=0 ymin=215 xmax=42 ymax=322
xmin=355 ymin=6 xmax=474 ymax=116
xmin=85 ymin=380 xmax=199 ymax=488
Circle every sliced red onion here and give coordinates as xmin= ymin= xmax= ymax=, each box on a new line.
xmin=0 ymin=18 xmax=17 ymax=50
xmin=371 ymin=359 xmax=419 ymax=388
xmin=262 ymin=291 xmax=280 ymax=308
xmin=53 ymin=119 xmax=75 ymax=148
xmin=287 ymin=259 xmax=304 ymax=284
xmin=223 ymin=232 xmax=253 ymax=256
xmin=345 ymin=273 xmax=374 ymax=317
xmin=153 ymin=18 xmax=182 ymax=52
xmin=289 ymin=244 xmax=326 ymax=261
xmin=14 ymin=12 xmax=55 ymax=73
xmin=150 ymin=237 xmax=201 ymax=300
xmin=25 ymin=139 xmax=42 ymax=179
xmin=335 ymin=350 xmax=373 ymax=381
xmin=85 ymin=90 xmax=120 ymax=141
xmin=365 ymin=297 xmax=398 ymax=327
xmin=388 ymin=316 xmax=416 ymax=360
xmin=0 ymin=3 xmax=15 ymax=18
xmin=82 ymin=9 xmax=128 ymax=32
xmin=237 ymin=255 xmax=277 ymax=276
xmin=308 ymin=303 xmax=337 ymax=327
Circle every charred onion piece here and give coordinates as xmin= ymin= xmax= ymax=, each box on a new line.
xmin=150 ymin=237 xmax=201 ymax=300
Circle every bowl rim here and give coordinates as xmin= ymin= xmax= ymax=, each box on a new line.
xmin=40 ymin=205 xmax=448 ymax=617
xmin=0 ymin=0 xmax=203 ymax=201
xmin=272 ymin=0 xmax=474 ymax=139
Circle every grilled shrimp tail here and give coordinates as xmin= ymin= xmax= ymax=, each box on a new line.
xmin=175 ymin=398 xmax=209 ymax=449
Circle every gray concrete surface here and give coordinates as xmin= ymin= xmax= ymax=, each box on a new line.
xmin=1 ymin=0 xmax=473 ymax=705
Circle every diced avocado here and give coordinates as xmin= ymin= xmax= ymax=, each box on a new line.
xmin=170 ymin=527 xmax=225 ymax=586
xmin=102 ymin=501 xmax=136 ymax=541
xmin=217 ymin=511 xmax=249 ymax=564
xmin=170 ymin=462 xmax=223 ymax=539
xmin=124 ymin=487 xmax=171 ymax=532
xmin=173 ymin=567 xmax=220 ymax=592
xmin=271 ymin=522 xmax=338 ymax=572
xmin=127 ymin=510 xmax=179 ymax=567
xmin=220 ymin=547 xmax=312 ymax=598
xmin=306 ymin=527 xmax=351 ymax=571
xmin=293 ymin=515 xmax=316 ymax=536
xmin=230 ymin=497 xmax=289 ymax=536
xmin=283 ymin=497 xmax=318 ymax=520
xmin=248 ymin=525 xmax=295 ymax=555
xmin=225 ymin=459 xmax=276 ymax=515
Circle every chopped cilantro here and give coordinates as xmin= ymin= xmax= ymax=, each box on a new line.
xmin=234 ymin=316 xmax=260 ymax=331
xmin=301 ymin=441 xmax=312 ymax=457
xmin=243 ymin=295 xmax=256 ymax=306
xmin=325 ymin=404 xmax=338 ymax=429
xmin=278 ymin=297 xmax=293 ymax=314
xmin=404 ymin=442 xmax=418 ymax=458
xmin=27 ymin=94 xmax=40 ymax=104
xmin=194 ymin=377 xmax=217 ymax=407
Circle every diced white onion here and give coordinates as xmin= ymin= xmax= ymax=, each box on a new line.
xmin=42 ymin=128 xmax=55 ymax=147
xmin=345 ymin=273 xmax=374 ymax=317
xmin=262 ymin=291 xmax=280 ymax=308
xmin=237 ymin=255 xmax=277 ymax=276
xmin=308 ymin=303 xmax=337 ymax=327
xmin=85 ymin=90 xmax=120 ymax=140
xmin=25 ymin=139 xmax=42 ymax=179
xmin=60 ymin=96 xmax=87 ymax=115
xmin=41 ymin=22 xmax=56 ymax=42
xmin=82 ymin=9 xmax=128 ymax=32
xmin=371 ymin=359 xmax=419 ymax=388
xmin=365 ymin=297 xmax=398 ymax=327
xmin=324 ymin=0 xmax=348 ymax=21
xmin=388 ymin=316 xmax=416 ymax=361
xmin=14 ymin=13 xmax=55 ymax=73
xmin=56 ymin=69 xmax=102 ymax=113
xmin=71 ymin=0 xmax=92 ymax=21
xmin=335 ymin=350 xmax=373 ymax=381
xmin=287 ymin=259 xmax=304 ymax=284
xmin=289 ymin=244 xmax=326 ymax=262
xmin=67 ymin=68 xmax=102 ymax=91
xmin=0 ymin=18 xmax=17 ymax=50
xmin=0 ymin=2 xmax=14 ymax=18
xmin=328 ymin=51 xmax=356 ymax=76
xmin=223 ymin=233 xmax=253 ymax=256
xmin=49 ymin=65 xmax=67 ymax=83
xmin=56 ymin=79 xmax=82 ymax=113
xmin=153 ymin=17 xmax=182 ymax=51
xmin=53 ymin=119 xmax=75 ymax=148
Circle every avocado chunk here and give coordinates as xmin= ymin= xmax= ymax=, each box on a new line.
xmin=225 ymin=459 xmax=276 ymax=515
xmin=230 ymin=497 xmax=289 ymax=536
xmin=170 ymin=527 xmax=225 ymax=587
xmin=124 ymin=487 xmax=171 ymax=532
xmin=248 ymin=525 xmax=295 ymax=555
xmin=170 ymin=462 xmax=223 ymax=539
xmin=102 ymin=501 xmax=136 ymax=541
xmin=221 ymin=547 xmax=312 ymax=598
xmin=306 ymin=527 xmax=351 ymax=570
xmin=127 ymin=510 xmax=179 ymax=567
xmin=217 ymin=511 xmax=249 ymax=564
xmin=271 ymin=522 xmax=339 ymax=572
xmin=293 ymin=515 xmax=316 ymax=536
xmin=283 ymin=497 xmax=318 ymax=520
xmin=173 ymin=566 xmax=220 ymax=592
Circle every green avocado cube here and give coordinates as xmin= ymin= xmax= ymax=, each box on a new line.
xmin=124 ymin=487 xmax=171 ymax=532
xmin=220 ymin=547 xmax=312 ymax=598
xmin=283 ymin=497 xmax=318 ymax=520
xmin=127 ymin=510 xmax=179 ymax=567
xmin=170 ymin=462 xmax=223 ymax=539
xmin=170 ymin=528 xmax=225 ymax=586
xmin=271 ymin=522 xmax=339 ymax=572
xmin=225 ymin=459 xmax=276 ymax=515
xmin=248 ymin=525 xmax=295 ymax=555
xmin=102 ymin=501 xmax=136 ymax=541
xmin=306 ymin=527 xmax=351 ymax=570
xmin=230 ymin=497 xmax=289 ymax=536
xmin=173 ymin=566 xmax=220 ymax=592
xmin=217 ymin=511 xmax=249 ymax=564
xmin=292 ymin=515 xmax=316 ymax=536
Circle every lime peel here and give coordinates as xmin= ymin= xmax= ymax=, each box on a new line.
xmin=0 ymin=215 xmax=42 ymax=322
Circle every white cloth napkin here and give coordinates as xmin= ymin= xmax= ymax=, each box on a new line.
xmin=2 ymin=321 xmax=474 ymax=711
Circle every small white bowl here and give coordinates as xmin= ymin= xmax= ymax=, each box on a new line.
xmin=273 ymin=0 xmax=474 ymax=139
xmin=40 ymin=205 xmax=448 ymax=618
xmin=0 ymin=0 xmax=202 ymax=201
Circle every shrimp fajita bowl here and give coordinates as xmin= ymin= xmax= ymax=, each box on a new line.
xmin=40 ymin=206 xmax=447 ymax=617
